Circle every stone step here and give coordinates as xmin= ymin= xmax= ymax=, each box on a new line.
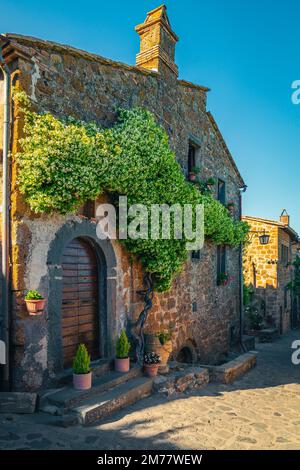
xmin=258 ymin=328 xmax=279 ymax=343
xmin=242 ymin=334 xmax=256 ymax=351
xmin=201 ymin=351 xmax=258 ymax=384
xmin=44 ymin=366 xmax=142 ymax=410
xmin=72 ymin=376 xmax=154 ymax=425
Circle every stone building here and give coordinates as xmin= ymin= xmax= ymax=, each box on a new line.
xmin=243 ymin=211 xmax=299 ymax=334
xmin=0 ymin=5 xmax=246 ymax=392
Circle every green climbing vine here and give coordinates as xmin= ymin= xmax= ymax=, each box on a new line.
xmin=14 ymin=90 xmax=249 ymax=292
xmin=287 ymin=256 xmax=300 ymax=295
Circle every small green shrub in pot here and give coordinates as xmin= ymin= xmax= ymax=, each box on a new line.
xmin=115 ymin=330 xmax=131 ymax=373
xmin=24 ymin=290 xmax=45 ymax=315
xmin=72 ymin=344 xmax=92 ymax=390
xmin=25 ymin=290 xmax=43 ymax=300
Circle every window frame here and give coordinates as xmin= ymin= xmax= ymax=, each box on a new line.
xmin=188 ymin=143 xmax=197 ymax=174
xmin=217 ymin=245 xmax=226 ymax=284
xmin=217 ymin=178 xmax=226 ymax=205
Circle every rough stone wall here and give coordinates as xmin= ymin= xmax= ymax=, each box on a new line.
xmin=0 ymin=76 xmax=3 ymax=151
xmin=243 ymin=217 xmax=293 ymax=333
xmin=6 ymin=38 xmax=243 ymax=391
xmin=0 ymin=77 xmax=3 ymax=307
xmin=277 ymin=229 xmax=293 ymax=332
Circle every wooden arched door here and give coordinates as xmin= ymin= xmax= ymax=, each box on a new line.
xmin=61 ymin=237 xmax=100 ymax=367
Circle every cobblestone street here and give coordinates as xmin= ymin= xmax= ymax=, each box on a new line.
xmin=0 ymin=329 xmax=300 ymax=450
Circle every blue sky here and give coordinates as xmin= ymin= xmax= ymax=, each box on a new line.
xmin=2 ymin=0 xmax=300 ymax=231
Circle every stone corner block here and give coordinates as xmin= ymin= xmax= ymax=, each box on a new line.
xmin=0 ymin=392 xmax=37 ymax=414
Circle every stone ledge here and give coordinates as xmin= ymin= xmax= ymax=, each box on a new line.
xmin=0 ymin=392 xmax=37 ymax=414
xmin=258 ymin=328 xmax=279 ymax=343
xmin=201 ymin=352 xmax=258 ymax=384
xmin=153 ymin=366 xmax=209 ymax=396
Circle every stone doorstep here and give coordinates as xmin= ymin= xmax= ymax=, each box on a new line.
xmin=40 ymin=366 xmax=142 ymax=411
xmin=153 ymin=367 xmax=210 ymax=396
xmin=0 ymin=392 xmax=37 ymax=414
xmin=200 ymin=351 xmax=258 ymax=384
xmin=72 ymin=376 xmax=154 ymax=425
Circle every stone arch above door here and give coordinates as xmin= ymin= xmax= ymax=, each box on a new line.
xmin=47 ymin=218 xmax=117 ymax=372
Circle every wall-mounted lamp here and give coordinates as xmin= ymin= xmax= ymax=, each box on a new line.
xmin=248 ymin=230 xmax=270 ymax=245
xmin=259 ymin=232 xmax=270 ymax=245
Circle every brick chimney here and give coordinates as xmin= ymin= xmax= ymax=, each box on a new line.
xmin=135 ymin=5 xmax=179 ymax=76
xmin=280 ymin=209 xmax=290 ymax=226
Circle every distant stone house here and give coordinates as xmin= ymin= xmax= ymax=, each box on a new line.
xmin=243 ymin=211 xmax=299 ymax=334
xmin=0 ymin=5 xmax=246 ymax=391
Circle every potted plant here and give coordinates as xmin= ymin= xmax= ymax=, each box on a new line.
xmin=115 ymin=329 xmax=131 ymax=373
xmin=25 ymin=290 xmax=45 ymax=316
xmin=188 ymin=166 xmax=200 ymax=182
xmin=227 ymin=201 xmax=235 ymax=213
xmin=72 ymin=343 xmax=92 ymax=390
xmin=143 ymin=352 xmax=161 ymax=377
xmin=206 ymin=177 xmax=215 ymax=191
xmin=245 ymin=308 xmax=264 ymax=334
xmin=155 ymin=331 xmax=173 ymax=369
xmin=217 ymin=272 xmax=229 ymax=286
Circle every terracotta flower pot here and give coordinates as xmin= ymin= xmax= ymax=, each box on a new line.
xmin=144 ymin=363 xmax=159 ymax=377
xmin=73 ymin=371 xmax=92 ymax=390
xmin=25 ymin=299 xmax=45 ymax=316
xmin=156 ymin=340 xmax=173 ymax=369
xmin=189 ymin=173 xmax=196 ymax=181
xmin=114 ymin=357 xmax=130 ymax=373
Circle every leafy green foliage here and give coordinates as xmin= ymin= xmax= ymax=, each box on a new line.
xmin=116 ymin=330 xmax=131 ymax=359
xmin=156 ymin=331 xmax=172 ymax=345
xmin=247 ymin=310 xmax=264 ymax=331
xmin=72 ymin=344 xmax=91 ymax=374
xmin=287 ymin=256 xmax=300 ymax=295
xmin=25 ymin=290 xmax=43 ymax=300
xmin=243 ymin=283 xmax=252 ymax=306
xmin=14 ymin=90 xmax=249 ymax=292
xmin=217 ymin=272 xmax=229 ymax=286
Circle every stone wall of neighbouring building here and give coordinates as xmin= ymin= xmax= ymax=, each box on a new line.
xmin=277 ymin=228 xmax=294 ymax=333
xmin=1 ymin=7 xmax=245 ymax=391
xmin=243 ymin=216 xmax=295 ymax=334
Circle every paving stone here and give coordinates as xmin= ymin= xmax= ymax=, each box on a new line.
xmin=237 ymin=436 xmax=257 ymax=444
xmin=0 ymin=432 xmax=21 ymax=441
xmin=40 ymin=405 xmax=59 ymax=415
xmin=84 ymin=435 xmax=99 ymax=444
xmin=29 ymin=438 xmax=53 ymax=449
xmin=26 ymin=433 xmax=43 ymax=440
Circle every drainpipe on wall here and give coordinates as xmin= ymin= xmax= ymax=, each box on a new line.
xmin=239 ymin=185 xmax=247 ymax=350
xmin=0 ymin=44 xmax=11 ymax=391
